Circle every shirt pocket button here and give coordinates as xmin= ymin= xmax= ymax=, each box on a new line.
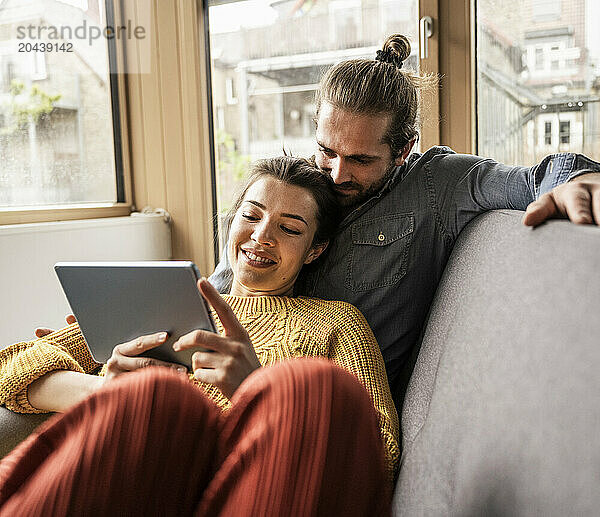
xmin=378 ymin=233 xmax=385 ymax=241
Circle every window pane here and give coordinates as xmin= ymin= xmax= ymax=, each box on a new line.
xmin=544 ymin=120 xmax=552 ymax=145
xmin=476 ymin=0 xmax=600 ymax=165
xmin=559 ymin=120 xmax=570 ymax=143
xmin=206 ymin=0 xmax=419 ymax=242
xmin=0 ymin=0 xmax=119 ymax=208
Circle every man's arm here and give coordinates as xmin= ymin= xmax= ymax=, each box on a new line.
xmin=426 ymin=149 xmax=600 ymax=238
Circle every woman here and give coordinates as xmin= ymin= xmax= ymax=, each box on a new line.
xmin=0 ymin=156 xmax=398 ymax=515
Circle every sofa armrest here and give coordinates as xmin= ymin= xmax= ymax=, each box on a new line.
xmin=0 ymin=407 xmax=53 ymax=459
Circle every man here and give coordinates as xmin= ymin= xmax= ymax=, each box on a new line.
xmin=210 ymin=34 xmax=600 ymax=407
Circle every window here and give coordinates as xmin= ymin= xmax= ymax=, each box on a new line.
xmin=225 ymin=77 xmax=237 ymax=105
xmin=550 ymin=45 xmax=560 ymax=70
xmin=531 ymin=0 xmax=561 ymax=22
xmin=535 ymin=47 xmax=544 ymax=70
xmin=328 ymin=0 xmax=363 ymax=46
xmin=544 ymin=121 xmax=552 ymax=145
xmin=525 ymin=38 xmax=578 ymax=78
xmin=0 ymin=0 xmax=126 ymax=215
xmin=476 ymin=0 xmax=599 ymax=165
xmin=559 ymin=120 xmax=570 ymax=144
xmin=206 ymin=0 xmax=420 ymax=246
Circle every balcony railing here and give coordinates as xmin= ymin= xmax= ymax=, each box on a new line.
xmin=211 ymin=5 xmax=417 ymax=64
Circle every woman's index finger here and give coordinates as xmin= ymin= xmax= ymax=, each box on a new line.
xmin=173 ymin=329 xmax=230 ymax=353
xmin=197 ymin=278 xmax=248 ymax=339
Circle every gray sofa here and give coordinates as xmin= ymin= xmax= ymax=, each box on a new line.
xmin=2 ymin=210 xmax=599 ymax=515
xmin=394 ymin=209 xmax=600 ymax=515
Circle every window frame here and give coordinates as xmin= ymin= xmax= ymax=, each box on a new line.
xmin=420 ymin=0 xmax=442 ymax=150
xmin=121 ymin=0 xmax=216 ymax=275
xmin=437 ymin=0 xmax=476 ymax=153
xmin=0 ymin=0 xmax=133 ymax=226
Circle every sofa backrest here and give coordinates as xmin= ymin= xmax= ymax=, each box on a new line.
xmin=395 ymin=210 xmax=600 ymax=516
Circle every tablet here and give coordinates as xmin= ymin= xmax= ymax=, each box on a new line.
xmin=54 ymin=261 xmax=217 ymax=368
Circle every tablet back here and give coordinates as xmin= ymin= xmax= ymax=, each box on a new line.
xmin=54 ymin=261 xmax=216 ymax=368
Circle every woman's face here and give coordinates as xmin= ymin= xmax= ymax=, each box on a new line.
xmin=228 ymin=176 xmax=326 ymax=297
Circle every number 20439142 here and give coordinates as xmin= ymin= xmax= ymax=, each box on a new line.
xmin=18 ymin=42 xmax=73 ymax=52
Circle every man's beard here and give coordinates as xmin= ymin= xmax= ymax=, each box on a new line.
xmin=333 ymin=160 xmax=397 ymax=209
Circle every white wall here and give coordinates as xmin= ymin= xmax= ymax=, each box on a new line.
xmin=1 ymin=213 xmax=171 ymax=346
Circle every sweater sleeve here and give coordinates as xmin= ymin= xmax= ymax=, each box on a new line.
xmin=326 ymin=302 xmax=400 ymax=478
xmin=0 ymin=324 xmax=101 ymax=414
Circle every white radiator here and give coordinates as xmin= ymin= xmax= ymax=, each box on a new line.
xmin=1 ymin=213 xmax=172 ymax=346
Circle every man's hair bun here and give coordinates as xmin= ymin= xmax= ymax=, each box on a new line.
xmin=317 ymin=33 xmax=437 ymax=160
xmin=375 ymin=34 xmax=411 ymax=68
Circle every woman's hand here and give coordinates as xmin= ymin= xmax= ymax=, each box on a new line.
xmin=28 ymin=328 xmax=187 ymax=412
xmin=34 ymin=314 xmax=77 ymax=338
xmin=173 ymin=278 xmax=261 ymax=399
xmin=104 ymin=332 xmax=188 ymax=382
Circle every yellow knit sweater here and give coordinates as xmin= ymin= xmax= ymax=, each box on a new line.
xmin=0 ymin=295 xmax=399 ymax=474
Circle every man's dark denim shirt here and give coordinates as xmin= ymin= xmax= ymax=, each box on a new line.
xmin=210 ymin=147 xmax=600 ymax=399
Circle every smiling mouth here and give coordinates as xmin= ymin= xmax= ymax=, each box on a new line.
xmin=241 ymin=249 xmax=276 ymax=267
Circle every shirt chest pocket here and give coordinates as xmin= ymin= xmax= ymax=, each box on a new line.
xmin=346 ymin=213 xmax=414 ymax=292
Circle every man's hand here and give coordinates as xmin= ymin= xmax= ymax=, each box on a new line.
xmin=523 ymin=172 xmax=600 ymax=227
xmin=104 ymin=332 xmax=188 ymax=382
xmin=173 ymin=278 xmax=261 ymax=399
xmin=34 ymin=314 xmax=77 ymax=338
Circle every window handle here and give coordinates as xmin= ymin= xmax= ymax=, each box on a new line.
xmin=419 ymin=16 xmax=434 ymax=60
